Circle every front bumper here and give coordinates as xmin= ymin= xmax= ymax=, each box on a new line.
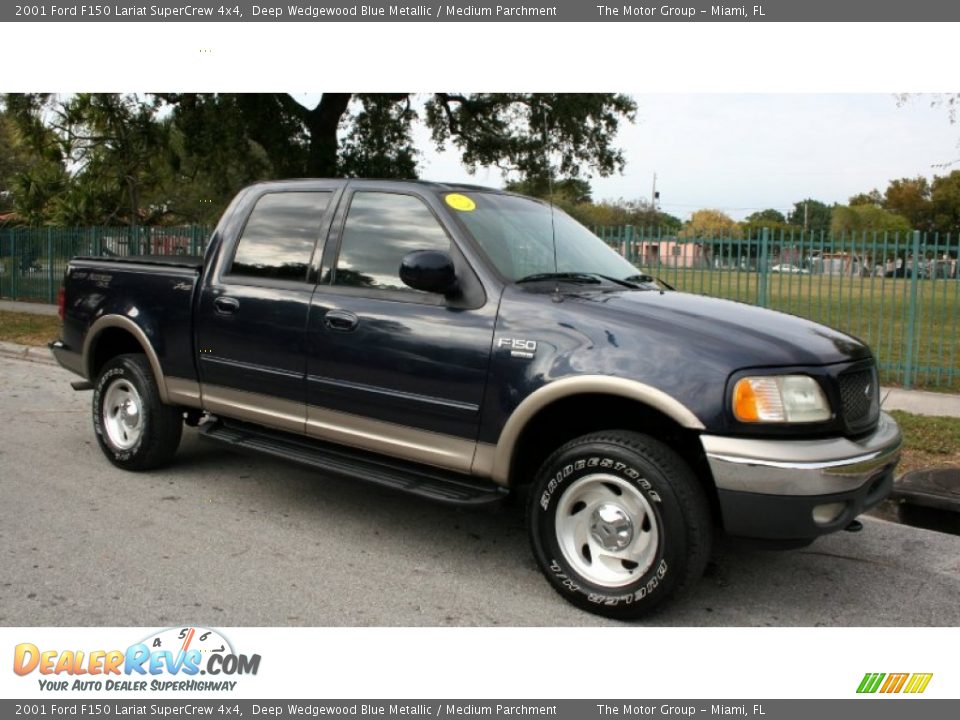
xmin=702 ymin=412 xmax=902 ymax=540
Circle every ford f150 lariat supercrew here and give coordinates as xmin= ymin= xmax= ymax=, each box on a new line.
xmin=51 ymin=179 xmax=902 ymax=618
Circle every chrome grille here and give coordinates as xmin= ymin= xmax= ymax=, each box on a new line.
xmin=839 ymin=367 xmax=879 ymax=433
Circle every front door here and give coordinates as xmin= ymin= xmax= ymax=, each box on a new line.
xmin=305 ymin=187 xmax=497 ymax=473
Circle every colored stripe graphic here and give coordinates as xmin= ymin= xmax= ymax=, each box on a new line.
xmin=857 ymin=672 xmax=932 ymax=694
xmin=904 ymin=674 xmax=933 ymax=694
xmin=857 ymin=673 xmax=885 ymax=693
xmin=880 ymin=673 xmax=909 ymax=693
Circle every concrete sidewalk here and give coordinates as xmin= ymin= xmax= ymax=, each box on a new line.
xmin=0 ymin=299 xmax=59 ymax=316
xmin=881 ymin=387 xmax=960 ymax=418
xmin=2 ymin=302 xmax=959 ymax=418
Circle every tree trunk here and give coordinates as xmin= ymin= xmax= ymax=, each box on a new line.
xmin=304 ymin=94 xmax=352 ymax=177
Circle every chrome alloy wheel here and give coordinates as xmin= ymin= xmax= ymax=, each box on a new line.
xmin=102 ymin=378 xmax=144 ymax=450
xmin=554 ymin=474 xmax=660 ymax=588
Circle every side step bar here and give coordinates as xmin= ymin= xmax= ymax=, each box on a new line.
xmin=199 ymin=421 xmax=508 ymax=507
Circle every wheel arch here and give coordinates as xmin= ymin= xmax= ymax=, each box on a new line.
xmin=83 ymin=315 xmax=171 ymax=403
xmin=478 ymin=377 xmax=719 ymax=519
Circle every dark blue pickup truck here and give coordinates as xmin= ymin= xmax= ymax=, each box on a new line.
xmin=51 ymin=179 xmax=902 ymax=618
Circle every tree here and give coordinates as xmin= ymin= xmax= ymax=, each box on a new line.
xmin=548 ymin=197 xmax=681 ymax=233
xmin=164 ymin=92 xmax=636 ymax=182
xmin=741 ymin=209 xmax=792 ymax=235
xmin=930 ymin=170 xmax=960 ymax=233
xmin=3 ymin=93 xmax=170 ymax=226
xmin=745 ymin=208 xmax=786 ymax=225
xmin=830 ymin=204 xmax=911 ymax=234
xmin=0 ymin=95 xmax=69 ymax=224
xmin=338 ymin=95 xmax=418 ymax=179
xmin=1 ymin=92 xmax=638 ymax=226
xmin=680 ymin=209 xmax=741 ymax=238
xmin=504 ymin=177 xmax=593 ymax=205
xmin=848 ymin=190 xmax=883 ymax=207
xmin=786 ymin=199 xmax=832 ymax=233
xmin=57 ymin=94 xmax=170 ymax=227
xmin=883 ymin=177 xmax=931 ymax=230
xmin=0 ymin=113 xmax=33 ymax=213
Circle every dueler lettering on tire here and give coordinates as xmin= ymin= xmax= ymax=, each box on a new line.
xmin=527 ymin=431 xmax=712 ymax=619
xmin=93 ymin=354 xmax=183 ymax=472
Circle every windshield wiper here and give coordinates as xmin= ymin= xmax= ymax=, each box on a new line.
xmin=625 ymin=274 xmax=675 ymax=291
xmin=591 ymin=273 xmax=644 ymax=289
xmin=517 ymin=272 xmax=662 ymax=291
xmin=516 ymin=272 xmax=602 ymax=285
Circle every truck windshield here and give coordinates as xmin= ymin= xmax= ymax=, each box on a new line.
xmin=453 ymin=193 xmax=642 ymax=284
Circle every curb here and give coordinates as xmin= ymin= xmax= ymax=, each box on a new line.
xmin=0 ymin=340 xmax=56 ymax=366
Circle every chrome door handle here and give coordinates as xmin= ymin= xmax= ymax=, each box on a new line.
xmin=213 ymin=296 xmax=240 ymax=315
xmin=324 ymin=309 xmax=359 ymax=332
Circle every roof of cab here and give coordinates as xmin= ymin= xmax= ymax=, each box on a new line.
xmin=244 ymin=178 xmax=509 ymax=195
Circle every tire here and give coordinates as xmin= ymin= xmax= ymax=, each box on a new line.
xmin=92 ymin=353 xmax=183 ymax=471
xmin=527 ymin=431 xmax=712 ymax=619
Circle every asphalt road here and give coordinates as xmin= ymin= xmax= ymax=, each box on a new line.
xmin=2 ymin=357 xmax=959 ymax=627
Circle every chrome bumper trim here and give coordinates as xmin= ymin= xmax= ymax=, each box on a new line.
xmin=701 ymin=412 xmax=902 ymax=496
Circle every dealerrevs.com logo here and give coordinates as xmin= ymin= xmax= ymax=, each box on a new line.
xmin=13 ymin=627 xmax=261 ymax=692
xmin=857 ymin=672 xmax=933 ymax=694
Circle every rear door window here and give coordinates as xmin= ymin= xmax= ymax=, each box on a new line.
xmin=228 ymin=191 xmax=332 ymax=281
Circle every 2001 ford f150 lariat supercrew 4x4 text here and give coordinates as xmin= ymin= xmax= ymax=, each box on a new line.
xmin=51 ymin=179 xmax=902 ymax=618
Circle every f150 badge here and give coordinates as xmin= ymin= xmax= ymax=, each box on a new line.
xmin=498 ymin=337 xmax=537 ymax=359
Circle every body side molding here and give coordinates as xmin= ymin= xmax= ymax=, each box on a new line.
xmin=199 ymin=383 xmax=487 ymax=477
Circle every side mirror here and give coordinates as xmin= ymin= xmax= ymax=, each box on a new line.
xmin=399 ymin=250 xmax=458 ymax=295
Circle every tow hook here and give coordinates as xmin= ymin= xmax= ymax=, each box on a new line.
xmin=844 ymin=520 xmax=864 ymax=533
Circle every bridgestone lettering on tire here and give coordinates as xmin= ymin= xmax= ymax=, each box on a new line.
xmin=93 ymin=354 xmax=182 ymax=471
xmin=527 ymin=431 xmax=712 ymax=619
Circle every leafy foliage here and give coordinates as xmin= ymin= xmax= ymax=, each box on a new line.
xmin=679 ymin=209 xmax=742 ymax=238
xmin=0 ymin=92 xmax=636 ymax=227
xmin=830 ymin=204 xmax=911 ymax=234
xmin=786 ymin=198 xmax=833 ymax=233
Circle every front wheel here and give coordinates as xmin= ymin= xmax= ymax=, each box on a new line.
xmin=527 ymin=431 xmax=712 ymax=619
xmin=93 ymin=354 xmax=183 ymax=471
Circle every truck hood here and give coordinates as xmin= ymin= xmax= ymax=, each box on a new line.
xmin=574 ymin=289 xmax=871 ymax=368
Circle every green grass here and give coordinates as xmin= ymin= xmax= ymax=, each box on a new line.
xmin=0 ymin=311 xmax=60 ymax=347
xmin=888 ymin=410 xmax=960 ymax=474
xmin=650 ymin=268 xmax=960 ymax=392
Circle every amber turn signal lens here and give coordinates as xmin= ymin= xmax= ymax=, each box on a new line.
xmin=733 ymin=378 xmax=760 ymax=422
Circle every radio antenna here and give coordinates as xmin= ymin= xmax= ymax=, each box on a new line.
xmin=541 ymin=103 xmax=559 ymax=280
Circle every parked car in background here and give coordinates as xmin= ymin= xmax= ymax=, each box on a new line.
xmin=770 ymin=263 xmax=810 ymax=274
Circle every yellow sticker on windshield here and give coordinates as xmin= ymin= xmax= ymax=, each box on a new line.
xmin=445 ymin=193 xmax=476 ymax=212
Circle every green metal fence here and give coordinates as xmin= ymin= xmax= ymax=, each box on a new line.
xmin=1 ymin=224 xmax=958 ymax=392
xmin=596 ymin=226 xmax=960 ymax=392
xmin=0 ymin=225 xmax=211 ymax=303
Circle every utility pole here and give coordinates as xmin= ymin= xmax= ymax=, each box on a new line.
xmin=804 ymin=201 xmax=809 ymax=233
xmin=651 ymin=172 xmax=659 ymax=210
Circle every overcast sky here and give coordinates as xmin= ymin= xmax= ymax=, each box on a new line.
xmin=372 ymin=94 xmax=959 ymax=221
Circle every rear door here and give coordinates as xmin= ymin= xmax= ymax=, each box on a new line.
xmin=304 ymin=184 xmax=498 ymax=473
xmin=196 ymin=182 xmax=342 ymax=433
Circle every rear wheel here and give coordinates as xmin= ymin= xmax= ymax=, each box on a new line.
xmin=527 ymin=431 xmax=712 ymax=619
xmin=93 ymin=354 xmax=182 ymax=471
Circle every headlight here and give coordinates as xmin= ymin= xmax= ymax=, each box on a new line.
xmin=732 ymin=375 xmax=831 ymax=423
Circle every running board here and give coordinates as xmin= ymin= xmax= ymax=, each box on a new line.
xmin=199 ymin=421 xmax=508 ymax=507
